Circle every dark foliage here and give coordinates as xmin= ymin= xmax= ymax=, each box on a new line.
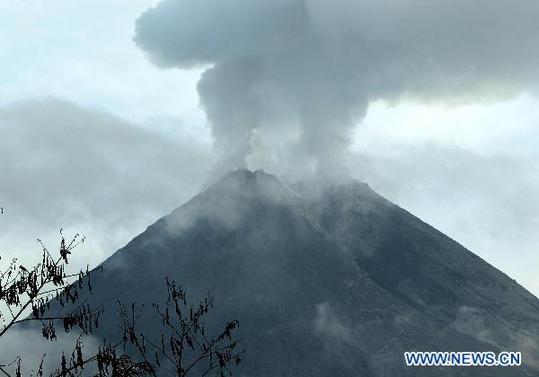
xmin=0 ymin=226 xmax=102 ymax=377
xmin=0 ymin=210 xmax=242 ymax=377
xmin=115 ymin=279 xmax=243 ymax=377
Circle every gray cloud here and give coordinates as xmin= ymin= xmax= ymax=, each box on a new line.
xmin=0 ymin=98 xmax=212 ymax=267
xmin=134 ymin=0 xmax=539 ymax=179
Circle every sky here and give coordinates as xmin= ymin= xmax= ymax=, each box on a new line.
xmin=0 ymin=0 xmax=538 ymax=295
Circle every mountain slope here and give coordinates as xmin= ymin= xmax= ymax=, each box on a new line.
xmin=298 ymin=181 xmax=539 ymax=355
xmin=77 ymin=169 xmax=539 ymax=376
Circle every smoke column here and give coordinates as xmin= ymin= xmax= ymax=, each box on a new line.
xmin=134 ymin=0 xmax=539 ymax=179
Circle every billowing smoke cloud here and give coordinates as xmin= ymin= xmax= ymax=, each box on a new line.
xmin=134 ymin=0 xmax=539 ymax=179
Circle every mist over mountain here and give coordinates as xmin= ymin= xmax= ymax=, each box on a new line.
xmin=72 ymin=169 xmax=539 ymax=376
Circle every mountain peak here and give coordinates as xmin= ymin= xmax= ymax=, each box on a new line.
xmin=218 ymin=168 xmax=281 ymax=187
xmin=86 ymin=169 xmax=539 ymax=376
xmin=208 ymin=168 xmax=291 ymax=201
xmin=217 ymin=169 xmax=379 ymax=204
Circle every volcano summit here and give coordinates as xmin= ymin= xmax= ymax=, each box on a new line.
xmin=77 ymin=169 xmax=539 ymax=376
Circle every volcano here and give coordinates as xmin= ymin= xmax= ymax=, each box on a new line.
xmin=78 ymin=169 xmax=539 ymax=376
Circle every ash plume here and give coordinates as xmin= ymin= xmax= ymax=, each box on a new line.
xmin=134 ymin=0 xmax=539 ymax=179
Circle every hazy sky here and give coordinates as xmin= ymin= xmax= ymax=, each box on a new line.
xmin=1 ymin=1 xmax=538 ymax=295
